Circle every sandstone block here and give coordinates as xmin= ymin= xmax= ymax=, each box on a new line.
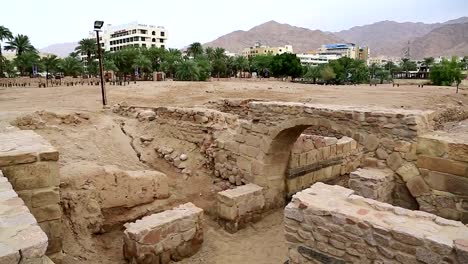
xmin=417 ymin=155 xmax=468 ymax=177
xmin=406 ymin=175 xmax=431 ymax=197
xmin=422 ymin=170 xmax=468 ymax=195
xmin=1 ymin=162 xmax=60 ymax=191
xmin=31 ymin=187 xmax=60 ymax=208
xmin=386 ymin=152 xmax=403 ymax=171
xmin=395 ymin=162 xmax=420 ymax=182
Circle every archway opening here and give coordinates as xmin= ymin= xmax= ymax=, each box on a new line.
xmin=260 ymin=123 xmax=363 ymax=207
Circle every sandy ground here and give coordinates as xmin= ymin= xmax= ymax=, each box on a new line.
xmin=1 ymin=80 xmax=467 ymax=264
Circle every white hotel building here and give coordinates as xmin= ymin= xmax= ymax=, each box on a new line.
xmin=87 ymin=21 xmax=168 ymax=52
xmin=296 ymin=53 xmax=341 ymax=67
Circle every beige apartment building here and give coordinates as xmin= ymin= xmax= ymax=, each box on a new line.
xmin=242 ymin=42 xmax=293 ymax=57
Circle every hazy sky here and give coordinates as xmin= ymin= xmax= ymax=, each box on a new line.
xmin=1 ymin=0 xmax=467 ymax=49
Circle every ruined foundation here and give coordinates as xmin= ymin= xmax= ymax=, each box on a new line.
xmin=284 ymin=183 xmax=468 ymax=264
xmin=217 ymin=183 xmax=265 ymax=233
xmin=123 ymin=203 xmax=204 ymax=264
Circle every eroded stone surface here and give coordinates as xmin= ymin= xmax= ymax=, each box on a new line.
xmin=123 ymin=203 xmax=203 ymax=264
xmin=349 ymin=167 xmax=394 ymax=203
xmin=285 ymin=182 xmax=468 ymax=264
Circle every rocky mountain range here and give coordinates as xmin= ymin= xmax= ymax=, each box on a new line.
xmin=205 ymin=17 xmax=468 ymax=58
xmin=40 ymin=17 xmax=468 ymax=59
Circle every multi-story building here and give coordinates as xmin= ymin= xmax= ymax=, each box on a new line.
xmin=296 ymin=53 xmax=341 ymax=66
xmin=317 ymin=43 xmax=369 ymax=61
xmin=367 ymin=56 xmax=401 ymax=66
xmin=87 ymin=21 xmax=168 ymax=52
xmin=242 ymin=42 xmax=293 ymax=58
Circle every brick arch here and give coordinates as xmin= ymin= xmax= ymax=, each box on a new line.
xmin=254 ymin=117 xmax=364 ymax=208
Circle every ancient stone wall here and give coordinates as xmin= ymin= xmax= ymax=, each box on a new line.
xmin=123 ymin=203 xmax=203 ymax=264
xmin=349 ymin=168 xmax=395 ymax=203
xmin=213 ymin=101 xmax=435 ymax=208
xmin=0 ymin=170 xmax=51 ymax=264
xmin=413 ymin=131 xmax=468 ymax=223
xmin=284 ymin=182 xmax=468 ymax=264
xmin=61 ymin=163 xmax=169 ymax=233
xmin=0 ymin=130 xmax=62 ymax=261
xmin=287 ymin=134 xmax=362 ymax=196
xmin=217 ymin=183 xmax=265 ymax=233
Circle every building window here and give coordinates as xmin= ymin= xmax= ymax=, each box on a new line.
xmin=140 ymin=29 xmax=147 ymax=34
xmin=152 ymin=38 xmax=156 ymax=42
xmin=160 ymin=32 xmax=165 ymax=37
xmin=159 ymin=39 xmax=164 ymax=43
xmin=142 ymin=44 xmax=146 ymax=47
xmin=152 ymin=31 xmax=156 ymax=35
xmin=152 ymin=44 xmax=155 ymax=47
xmin=161 ymin=45 xmax=165 ymax=49
xmin=141 ymin=37 xmax=146 ymax=41
xmin=132 ymin=29 xmax=136 ymax=34
xmin=134 ymin=36 xmax=139 ymax=41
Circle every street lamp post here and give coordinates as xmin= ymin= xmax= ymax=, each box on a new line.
xmin=94 ymin=20 xmax=107 ymax=106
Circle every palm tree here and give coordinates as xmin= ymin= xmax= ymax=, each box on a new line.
xmin=160 ymin=48 xmax=182 ymax=78
xmin=132 ymin=54 xmax=152 ymax=79
xmin=423 ymin=57 xmax=434 ymax=69
xmin=175 ymin=60 xmax=200 ymax=81
xmin=4 ymin=34 xmax=35 ymax=55
xmin=187 ymin=42 xmax=204 ymax=59
xmin=234 ymin=56 xmax=249 ymax=78
xmin=0 ymin=26 xmax=13 ymax=77
xmin=41 ymin=55 xmax=60 ymax=86
xmin=13 ymin=51 xmax=40 ymax=76
xmin=75 ymin=38 xmax=97 ymax=68
xmin=59 ymin=56 xmax=83 ymax=77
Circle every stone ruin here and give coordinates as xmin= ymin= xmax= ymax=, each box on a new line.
xmin=1 ymin=97 xmax=467 ymax=263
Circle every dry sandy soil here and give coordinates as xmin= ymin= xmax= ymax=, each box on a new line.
xmin=1 ymin=80 xmax=468 ymax=264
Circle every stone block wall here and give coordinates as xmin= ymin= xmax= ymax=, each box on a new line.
xmin=414 ymin=131 xmax=468 ymax=223
xmin=0 ymin=170 xmax=50 ymax=264
xmin=287 ymin=134 xmax=362 ymax=195
xmin=217 ymin=183 xmax=265 ymax=233
xmin=123 ymin=203 xmax=203 ymax=264
xmin=0 ymin=130 xmax=62 ymax=260
xmin=284 ymin=182 xmax=468 ymax=264
xmin=349 ymin=167 xmax=395 ymax=203
xmin=61 ymin=163 xmax=169 ymax=233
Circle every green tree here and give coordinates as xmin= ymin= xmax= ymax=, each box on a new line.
xmin=4 ymin=34 xmax=35 ymax=55
xmin=75 ymin=38 xmax=97 ymax=71
xmin=40 ymin=55 xmax=60 ymax=85
xmin=14 ymin=51 xmax=40 ymax=76
xmin=59 ymin=56 xmax=83 ymax=77
xmin=270 ymin=53 xmax=303 ymax=79
xmin=175 ymin=60 xmax=200 ymax=81
xmin=194 ymin=56 xmax=211 ymax=81
xmin=133 ymin=54 xmax=152 ymax=79
xmin=250 ymin=55 xmax=273 ymax=77
xmin=423 ymin=57 xmax=434 ymax=68
xmin=234 ymin=56 xmax=250 ymax=78
xmin=401 ymin=58 xmax=417 ymax=75
xmin=160 ymin=48 xmax=182 ymax=78
xmin=0 ymin=26 xmax=13 ymax=77
xmin=375 ymin=69 xmax=391 ymax=84
xmin=3 ymin=59 xmax=16 ymax=77
xmin=430 ymin=57 xmax=464 ymax=92
xmin=143 ymin=47 xmax=166 ymax=71
xmin=211 ymin=47 xmax=227 ymax=78
xmin=187 ymin=42 xmax=204 ymax=59
xmin=320 ymin=65 xmax=336 ymax=84
xmin=303 ymin=65 xmax=321 ymax=83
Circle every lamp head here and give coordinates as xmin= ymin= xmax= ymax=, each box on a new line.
xmin=94 ymin=21 xmax=104 ymax=30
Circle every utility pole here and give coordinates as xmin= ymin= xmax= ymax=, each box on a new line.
xmin=94 ymin=20 xmax=107 ymax=106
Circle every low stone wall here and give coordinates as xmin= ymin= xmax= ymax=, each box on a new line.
xmin=61 ymin=163 xmax=169 ymax=233
xmin=217 ymin=183 xmax=265 ymax=233
xmin=0 ymin=130 xmax=62 ymax=260
xmin=123 ymin=203 xmax=203 ymax=264
xmin=349 ymin=167 xmax=395 ymax=203
xmin=287 ymin=134 xmax=361 ymax=195
xmin=414 ymin=131 xmax=468 ymax=223
xmin=285 ymin=182 xmax=468 ymax=264
xmin=0 ymin=170 xmax=50 ymax=264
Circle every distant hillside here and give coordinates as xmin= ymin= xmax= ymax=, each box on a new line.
xmin=204 ymin=20 xmax=343 ymax=53
xmin=335 ymin=16 xmax=468 ymax=57
xmin=410 ymin=23 xmax=468 ymax=59
xmin=39 ymin=42 xmax=77 ymax=57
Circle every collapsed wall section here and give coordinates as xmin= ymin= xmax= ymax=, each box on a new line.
xmin=284 ymin=183 xmax=468 ymax=264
